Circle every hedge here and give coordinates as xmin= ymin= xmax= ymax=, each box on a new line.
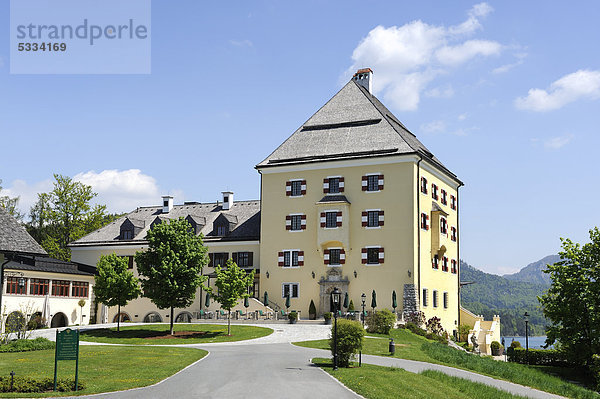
xmin=0 ymin=376 xmax=84 ymax=393
xmin=0 ymin=338 xmax=55 ymax=353
xmin=366 ymin=309 xmax=396 ymax=335
xmin=507 ymin=347 xmax=570 ymax=367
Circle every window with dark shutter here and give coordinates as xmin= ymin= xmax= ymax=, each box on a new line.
xmin=329 ymin=177 xmax=340 ymax=194
xmin=367 ymin=211 xmax=379 ymax=227
xmin=451 ymin=227 xmax=457 ymax=241
xmin=432 ymin=184 xmax=438 ymax=200
xmin=421 ymin=213 xmax=430 ymax=230
xmin=432 ymin=255 xmax=439 ymax=269
xmin=366 ymin=248 xmax=383 ymax=264
xmin=291 ymin=181 xmax=302 ymax=196
xmin=367 ymin=175 xmax=379 ymax=191
xmin=329 ymin=249 xmax=341 ymax=265
xmin=422 ymin=288 xmax=428 ymax=307
xmin=450 ymin=195 xmax=457 ymax=210
xmin=290 ymin=215 xmax=302 ymax=231
xmin=325 ymin=211 xmax=337 ymax=228
xmin=421 ymin=177 xmax=428 ymax=194
xmin=441 ymin=189 xmax=447 ymax=205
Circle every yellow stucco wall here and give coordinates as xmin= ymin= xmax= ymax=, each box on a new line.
xmin=258 ymin=156 xmax=460 ymax=333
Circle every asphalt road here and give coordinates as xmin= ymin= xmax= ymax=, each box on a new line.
xmin=84 ymin=343 xmax=359 ymax=399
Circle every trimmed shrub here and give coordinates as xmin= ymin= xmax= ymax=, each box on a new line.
xmin=0 ymin=376 xmax=84 ymax=392
xmin=309 ymin=300 xmax=317 ymax=320
xmin=329 ymin=319 xmax=364 ymax=367
xmin=366 ymin=309 xmax=396 ymax=335
xmin=288 ymin=311 xmax=298 ymax=322
xmin=491 ymin=341 xmax=501 ymax=356
xmin=323 ymin=312 xmax=332 ymax=320
xmin=403 ymin=322 xmax=427 ymax=337
xmin=507 ymin=347 xmax=570 ymax=367
xmin=0 ymin=338 xmax=55 ymax=353
xmin=348 ymin=300 xmax=355 ymax=312
xmin=510 ymin=340 xmax=522 ymax=349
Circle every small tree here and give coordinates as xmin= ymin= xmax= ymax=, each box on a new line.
xmin=426 ymin=316 xmax=444 ymax=336
xmin=309 ymin=300 xmax=317 ymax=320
xmin=136 ymin=218 xmax=209 ymax=335
xmin=211 ymin=259 xmax=255 ymax=335
xmin=329 ymin=319 xmax=364 ymax=367
xmin=93 ymin=254 xmax=141 ymax=332
xmin=78 ymin=299 xmax=86 ymax=325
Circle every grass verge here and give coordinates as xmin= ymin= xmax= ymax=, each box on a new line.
xmin=295 ymin=329 xmax=600 ymax=399
xmin=313 ymin=358 xmax=526 ymax=399
xmin=0 ymin=345 xmax=206 ymax=397
xmin=80 ymin=323 xmax=272 ymax=345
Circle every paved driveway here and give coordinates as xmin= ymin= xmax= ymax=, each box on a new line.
xmin=85 ymin=343 xmax=359 ymax=399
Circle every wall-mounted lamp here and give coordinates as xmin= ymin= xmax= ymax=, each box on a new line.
xmin=266 ymin=271 xmax=269 ymax=279
xmin=353 ymin=270 xmax=357 ymax=278
xmin=408 ymin=270 xmax=412 ymax=278
xmin=311 ymin=271 xmax=315 ymax=279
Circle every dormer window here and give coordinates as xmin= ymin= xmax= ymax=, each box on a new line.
xmin=120 ymin=217 xmax=144 ymax=240
xmin=216 ymin=224 xmax=228 ymax=236
xmin=122 ymin=230 xmax=133 ymax=240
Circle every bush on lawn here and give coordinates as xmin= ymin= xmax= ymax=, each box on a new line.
xmin=491 ymin=341 xmax=502 ymax=356
xmin=0 ymin=338 xmax=54 ymax=353
xmin=329 ymin=319 xmax=364 ymax=367
xmin=591 ymin=354 xmax=600 ymax=391
xmin=366 ymin=309 xmax=396 ymax=335
xmin=510 ymin=340 xmax=522 ymax=349
xmin=425 ymin=316 xmax=444 ymax=336
xmin=0 ymin=376 xmax=83 ymax=393
xmin=404 ymin=311 xmax=426 ymax=327
xmin=507 ymin=347 xmax=571 ymax=367
xmin=348 ymin=300 xmax=355 ymax=312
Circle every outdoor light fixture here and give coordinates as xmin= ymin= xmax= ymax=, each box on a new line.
xmin=354 ymin=270 xmax=357 ymax=278
xmin=18 ymin=277 xmax=25 ymax=289
xmin=524 ymin=311 xmax=530 ymax=364
xmin=360 ymin=292 xmax=367 ymax=366
xmin=266 ymin=271 xmax=269 ymax=279
xmin=312 ymin=271 xmax=315 ymax=279
xmin=331 ymin=287 xmax=341 ymax=370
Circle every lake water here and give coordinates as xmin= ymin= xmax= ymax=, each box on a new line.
xmin=502 ymin=336 xmax=553 ymax=349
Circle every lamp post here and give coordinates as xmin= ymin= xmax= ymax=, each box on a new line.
xmin=524 ymin=311 xmax=530 ymax=365
xmin=331 ymin=287 xmax=341 ymax=370
xmin=360 ymin=293 xmax=366 ymax=367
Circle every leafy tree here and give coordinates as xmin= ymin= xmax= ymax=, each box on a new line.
xmin=135 ymin=218 xmax=208 ymax=335
xmin=0 ymin=179 xmax=23 ymax=221
xmin=329 ymin=319 xmax=364 ymax=367
xmin=211 ymin=259 xmax=255 ymax=336
xmin=26 ymin=174 xmax=112 ymax=261
xmin=539 ymin=227 xmax=600 ymax=366
xmin=93 ymin=254 xmax=141 ymax=332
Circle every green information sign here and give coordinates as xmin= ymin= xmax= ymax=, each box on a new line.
xmin=54 ymin=328 xmax=80 ymax=391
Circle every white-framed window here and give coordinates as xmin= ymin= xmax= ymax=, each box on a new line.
xmin=442 ymin=256 xmax=448 ymax=272
xmin=443 ymin=292 xmax=449 ymax=309
xmin=440 ymin=217 xmax=448 ymax=235
xmin=320 ymin=210 xmax=342 ymax=228
xmin=441 ymin=189 xmax=447 ymax=205
xmin=277 ymin=250 xmax=304 ymax=267
xmin=451 ymin=259 xmax=458 ymax=274
xmin=282 ymin=283 xmax=299 ymax=298
xmin=420 ymin=177 xmax=428 ymax=194
xmin=450 ymin=195 xmax=457 ymax=210
xmin=422 ymin=288 xmax=428 ymax=307
xmin=432 ymin=254 xmax=439 ymax=269
xmin=451 ymin=226 xmax=457 ymax=241
xmin=286 ymin=179 xmax=306 ymax=197
xmin=286 ymin=214 xmax=306 ymax=231
xmin=362 ymin=173 xmax=384 ymax=192
xmin=433 ymin=290 xmax=439 ymax=308
xmin=420 ymin=213 xmax=430 ymax=230
xmin=362 ymin=209 xmax=384 ymax=228
xmin=324 ymin=247 xmax=345 ymax=266
xmin=362 ymin=246 xmax=384 ymax=265
xmin=432 ymin=184 xmax=439 ymax=200
xmin=323 ymin=176 xmax=344 ymax=194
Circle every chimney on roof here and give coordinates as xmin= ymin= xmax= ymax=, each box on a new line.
xmin=162 ymin=195 xmax=173 ymax=214
xmin=222 ymin=191 xmax=233 ymax=211
xmin=353 ymin=68 xmax=373 ymax=93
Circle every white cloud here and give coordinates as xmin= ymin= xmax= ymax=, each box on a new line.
xmin=436 ymin=40 xmax=502 ymax=66
xmin=229 ymin=39 xmax=253 ymax=47
xmin=543 ymin=134 xmax=574 ymax=150
xmin=515 ymin=69 xmax=600 ymax=111
xmin=345 ymin=3 xmax=503 ymax=111
xmin=492 ymin=52 xmax=527 ymax=74
xmin=425 ymin=85 xmax=455 ymax=98
xmin=457 ymin=113 xmax=467 ymax=121
xmin=420 ymin=120 xmax=446 ymax=134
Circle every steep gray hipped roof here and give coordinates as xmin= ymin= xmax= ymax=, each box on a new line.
xmin=256 ymin=79 xmax=461 ymax=183
xmin=0 ymin=207 xmax=46 ymax=255
xmin=70 ymin=200 xmax=260 ymax=246
xmin=6 ymin=255 xmax=95 ymax=276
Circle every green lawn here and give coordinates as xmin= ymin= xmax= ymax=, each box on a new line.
xmin=80 ymin=323 xmax=272 ymax=345
xmin=295 ymin=329 xmax=600 ymax=399
xmin=313 ymin=358 xmax=527 ymax=399
xmin=0 ymin=346 xmax=206 ymax=397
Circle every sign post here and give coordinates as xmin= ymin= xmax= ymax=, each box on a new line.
xmin=54 ymin=328 xmax=80 ymax=391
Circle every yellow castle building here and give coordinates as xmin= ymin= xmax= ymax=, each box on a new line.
xmin=70 ymin=68 xmax=463 ymax=335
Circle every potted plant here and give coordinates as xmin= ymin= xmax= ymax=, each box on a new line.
xmin=288 ymin=311 xmax=298 ymax=324
xmin=491 ymin=340 xmax=502 ymax=356
xmin=309 ymin=300 xmax=317 ymax=320
xmin=323 ymin=312 xmax=332 ymax=325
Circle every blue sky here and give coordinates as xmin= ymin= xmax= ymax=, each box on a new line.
xmin=1 ymin=1 xmax=599 ymax=275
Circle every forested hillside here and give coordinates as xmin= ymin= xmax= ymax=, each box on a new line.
xmin=503 ymin=255 xmax=561 ymax=285
xmin=460 ymin=260 xmax=550 ymax=336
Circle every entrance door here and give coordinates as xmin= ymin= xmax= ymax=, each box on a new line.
xmin=50 ymin=313 xmax=68 ymax=328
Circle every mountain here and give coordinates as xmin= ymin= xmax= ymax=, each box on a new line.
xmin=460 ymin=260 xmax=550 ymax=336
xmin=503 ymin=255 xmax=561 ymax=285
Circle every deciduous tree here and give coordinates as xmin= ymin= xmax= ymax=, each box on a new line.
xmin=0 ymin=179 xmax=23 ymax=221
xmin=135 ymin=218 xmax=208 ymax=335
xmin=211 ymin=259 xmax=255 ymax=336
xmin=539 ymin=227 xmax=600 ymax=366
xmin=93 ymin=254 xmax=141 ymax=332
